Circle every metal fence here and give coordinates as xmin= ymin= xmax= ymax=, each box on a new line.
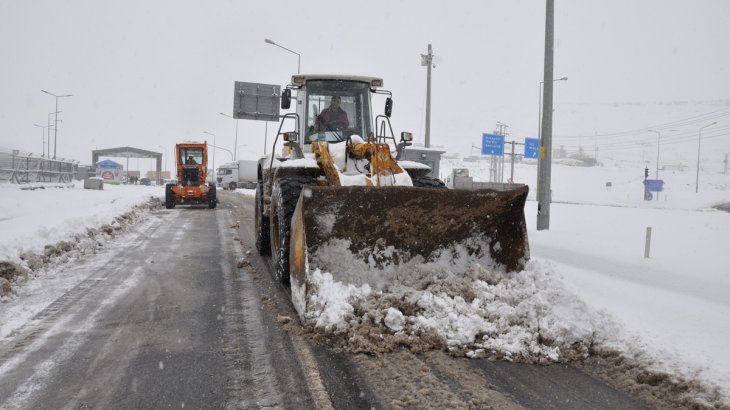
xmin=0 ymin=149 xmax=78 ymax=184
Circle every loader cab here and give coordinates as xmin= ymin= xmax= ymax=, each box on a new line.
xmin=302 ymin=79 xmax=374 ymax=144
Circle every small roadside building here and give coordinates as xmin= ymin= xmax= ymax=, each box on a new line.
xmin=95 ymin=159 xmax=123 ymax=181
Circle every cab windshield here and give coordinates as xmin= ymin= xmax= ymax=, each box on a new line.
xmin=180 ymin=148 xmax=203 ymax=165
xmin=305 ymin=80 xmax=372 ymax=143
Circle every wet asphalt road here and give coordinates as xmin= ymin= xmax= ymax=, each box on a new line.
xmin=0 ymin=201 xmax=315 ymax=409
xmin=0 ymin=190 xmax=653 ymax=409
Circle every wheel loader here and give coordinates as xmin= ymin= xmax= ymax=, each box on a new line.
xmin=165 ymin=142 xmax=217 ymax=209
xmin=253 ymin=74 xmax=529 ymax=321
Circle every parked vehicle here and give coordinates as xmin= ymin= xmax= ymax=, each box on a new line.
xmin=216 ymin=159 xmax=257 ymax=190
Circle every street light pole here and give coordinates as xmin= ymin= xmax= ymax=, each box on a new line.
xmin=47 ymin=111 xmax=61 ymax=158
xmin=41 ymin=90 xmax=72 ymax=159
xmin=695 ymin=122 xmax=717 ymax=193
xmin=536 ymin=76 xmax=567 ymax=196
xmin=220 ymin=112 xmax=239 ymax=161
xmin=33 ymin=124 xmax=50 ymax=157
xmin=421 ymin=44 xmax=434 ymax=148
xmin=209 ymin=143 xmax=234 ymax=162
xmin=203 ymin=131 xmax=217 ymax=183
xmin=538 ymin=77 xmax=568 ymax=140
xmin=264 ymin=38 xmax=300 ymax=74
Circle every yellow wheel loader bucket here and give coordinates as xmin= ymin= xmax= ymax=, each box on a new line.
xmin=289 ymin=184 xmax=530 ymax=321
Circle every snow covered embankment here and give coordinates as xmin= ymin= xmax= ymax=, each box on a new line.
xmin=0 ymin=182 xmax=163 ymax=299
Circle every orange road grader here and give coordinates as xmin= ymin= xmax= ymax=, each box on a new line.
xmin=253 ymin=75 xmax=529 ymax=320
xmin=165 ymin=142 xmax=217 ymax=209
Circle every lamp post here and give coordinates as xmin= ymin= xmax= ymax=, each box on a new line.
xmin=536 ymin=77 xmax=567 ymax=205
xmin=648 ymin=128 xmax=676 ymax=201
xmin=648 ymin=129 xmax=675 ymax=180
xmin=264 ymin=122 xmax=269 ymax=156
xmin=421 ymin=44 xmax=435 ymax=148
xmin=264 ymin=38 xmax=300 ymax=74
xmin=33 ymin=124 xmax=50 ymax=157
xmin=47 ymin=111 xmax=61 ymax=158
xmin=41 ymin=90 xmax=72 ymax=159
xmin=203 ymin=131 xmax=216 ymax=183
xmin=538 ymin=77 xmax=567 ymax=140
xmin=220 ymin=112 xmax=239 ymax=161
xmin=209 ymin=144 xmax=234 ymax=162
xmin=695 ymin=122 xmax=717 ymax=193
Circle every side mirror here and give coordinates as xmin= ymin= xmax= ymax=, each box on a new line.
xmin=385 ymin=97 xmax=393 ymax=118
xmin=281 ymin=89 xmax=291 ymax=110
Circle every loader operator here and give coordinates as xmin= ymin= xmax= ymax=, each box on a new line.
xmin=185 ymin=155 xmax=197 ymax=165
xmin=316 ymin=95 xmax=349 ymax=132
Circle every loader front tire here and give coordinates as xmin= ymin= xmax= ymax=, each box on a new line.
xmin=270 ymin=175 xmax=315 ymax=283
xmin=165 ymin=184 xmax=176 ymax=209
xmin=412 ymin=176 xmax=447 ymax=189
xmin=255 ymin=182 xmax=270 ymax=256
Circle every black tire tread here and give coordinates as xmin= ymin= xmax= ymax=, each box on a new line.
xmin=165 ymin=184 xmax=176 ymax=209
xmin=255 ymin=182 xmax=271 ymax=256
xmin=270 ymin=175 xmax=316 ymax=283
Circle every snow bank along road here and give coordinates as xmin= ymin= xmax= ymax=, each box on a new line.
xmin=0 ymin=190 xmax=694 ymax=409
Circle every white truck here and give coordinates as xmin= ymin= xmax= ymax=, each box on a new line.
xmin=216 ymin=159 xmax=258 ymax=190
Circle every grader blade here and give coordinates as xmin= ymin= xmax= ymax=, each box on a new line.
xmin=289 ymin=185 xmax=530 ymax=320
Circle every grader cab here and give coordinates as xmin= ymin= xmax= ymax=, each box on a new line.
xmin=165 ymin=142 xmax=217 ymax=209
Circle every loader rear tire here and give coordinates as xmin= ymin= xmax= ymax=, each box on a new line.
xmin=412 ymin=176 xmax=447 ymax=189
xmin=270 ymin=175 xmax=316 ymax=283
xmin=255 ymin=182 xmax=270 ymax=256
xmin=208 ymin=184 xmax=217 ymax=209
xmin=165 ymin=184 xmax=176 ymax=209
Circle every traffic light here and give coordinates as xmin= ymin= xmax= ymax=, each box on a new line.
xmin=644 ymin=167 xmax=649 ymax=179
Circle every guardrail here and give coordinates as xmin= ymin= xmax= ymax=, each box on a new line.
xmin=0 ymin=149 xmax=78 ymax=184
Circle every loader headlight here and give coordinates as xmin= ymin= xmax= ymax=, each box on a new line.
xmin=283 ymin=132 xmax=298 ymax=142
xmin=400 ymin=132 xmax=413 ymax=142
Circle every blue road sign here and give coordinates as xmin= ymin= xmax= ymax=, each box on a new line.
xmin=643 ymin=179 xmax=665 ymax=192
xmin=524 ymin=137 xmax=539 ymax=159
xmin=482 ymin=133 xmax=504 ymax=156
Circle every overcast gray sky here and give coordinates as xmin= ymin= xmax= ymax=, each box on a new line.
xmin=1 ymin=0 xmax=728 ymax=169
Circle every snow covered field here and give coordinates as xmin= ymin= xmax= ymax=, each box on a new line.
xmin=1 ymin=159 xmax=729 ymax=404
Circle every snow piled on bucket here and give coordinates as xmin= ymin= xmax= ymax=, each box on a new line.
xmin=302 ymin=258 xmax=608 ymax=362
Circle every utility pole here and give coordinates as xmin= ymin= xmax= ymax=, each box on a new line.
xmin=41 ymin=90 xmax=72 ymax=159
xmin=537 ymin=0 xmax=554 ymax=231
xmin=695 ymin=122 xmax=717 ymax=193
xmin=421 ymin=44 xmax=434 ymax=148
